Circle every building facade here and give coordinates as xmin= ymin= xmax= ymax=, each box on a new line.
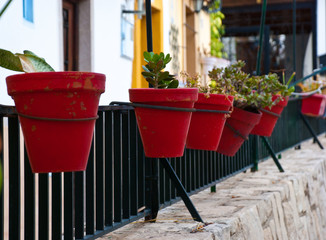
xmin=0 ymin=0 xmax=211 ymax=105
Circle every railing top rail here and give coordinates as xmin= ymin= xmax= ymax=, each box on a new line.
xmin=0 ymin=104 xmax=16 ymax=116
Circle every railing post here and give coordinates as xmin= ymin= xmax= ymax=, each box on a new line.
xmin=251 ymin=135 xmax=259 ymax=172
xmin=145 ymin=158 xmax=160 ymax=221
xmin=159 ymin=158 xmax=204 ymax=223
xmin=261 ymin=136 xmax=284 ymax=172
xmin=300 ymin=112 xmax=324 ymax=149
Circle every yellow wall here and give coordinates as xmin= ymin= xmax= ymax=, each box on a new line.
xmin=131 ymin=0 xmax=211 ymax=88
xmin=131 ymin=0 xmax=163 ymax=88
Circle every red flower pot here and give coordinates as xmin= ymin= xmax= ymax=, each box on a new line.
xmin=301 ymin=94 xmax=326 ymax=117
xmin=251 ymin=95 xmax=288 ymax=137
xmin=216 ymin=107 xmax=262 ymax=156
xmin=186 ymin=93 xmax=234 ymax=150
xmin=129 ymin=88 xmax=198 ymax=158
xmin=6 ymin=72 xmax=105 ymax=173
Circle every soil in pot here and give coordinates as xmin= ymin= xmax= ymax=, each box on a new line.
xmin=129 ymin=88 xmax=198 ymax=158
xmin=6 ymin=72 xmax=105 ymax=173
xmin=186 ymin=93 xmax=233 ymax=151
xmin=216 ymin=107 xmax=262 ymax=157
xmin=251 ymin=95 xmax=288 ymax=137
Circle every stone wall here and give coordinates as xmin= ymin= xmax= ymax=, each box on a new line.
xmin=103 ymin=138 xmax=326 ymax=240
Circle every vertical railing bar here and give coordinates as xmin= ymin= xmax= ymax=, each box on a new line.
xmin=96 ymin=112 xmax=105 ymax=230
xmin=181 ymin=153 xmax=186 ymax=188
xmin=39 ymin=173 xmax=50 ymax=240
xmin=86 ymin=137 xmax=95 ymax=235
xmin=190 ymin=150 xmax=195 ymax=191
xmin=206 ymin=151 xmax=209 ymax=184
xmin=64 ymin=172 xmax=73 ymax=240
xmin=129 ymin=110 xmax=138 ymax=216
xmin=230 ymin=154 xmax=233 ymax=175
xmin=206 ymin=151 xmax=210 ymax=184
xmin=215 ymin=152 xmax=219 ymax=180
xmin=186 ymin=150 xmax=191 ymax=192
xmin=75 ymin=171 xmax=84 ymax=239
xmin=52 ymin=172 xmax=62 ymax=240
xmin=201 ymin=151 xmax=205 ymax=187
xmin=201 ymin=151 xmax=205 ymax=186
xmin=175 ymin=157 xmax=181 ymax=197
xmin=207 ymin=151 xmax=210 ymax=184
xmin=222 ymin=155 xmax=225 ymax=178
xmin=213 ymin=152 xmax=216 ymax=181
xmin=122 ymin=111 xmax=131 ymax=219
xmin=24 ymin=147 xmax=36 ymax=240
xmin=165 ymin=159 xmax=171 ymax=202
xmin=240 ymin=146 xmax=244 ymax=170
xmin=105 ymin=111 xmax=113 ymax=226
xmin=209 ymin=151 xmax=213 ymax=183
xmin=8 ymin=117 xmax=20 ymax=240
xmin=159 ymin=160 xmax=164 ymax=204
xmin=196 ymin=150 xmax=200 ymax=189
xmin=234 ymin=151 xmax=237 ymax=173
xmin=114 ymin=111 xmax=122 ymax=223
xmin=170 ymin=157 xmax=176 ymax=199
xmin=137 ymin=123 xmax=145 ymax=210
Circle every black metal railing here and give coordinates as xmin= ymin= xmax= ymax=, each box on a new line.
xmin=0 ymin=98 xmax=325 ymax=239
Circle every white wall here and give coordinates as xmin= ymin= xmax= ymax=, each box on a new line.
xmin=93 ymin=0 xmax=133 ymax=105
xmin=0 ymin=0 xmax=63 ymax=105
xmin=0 ymin=0 xmax=134 ymax=106
xmin=317 ymin=0 xmax=326 ymax=56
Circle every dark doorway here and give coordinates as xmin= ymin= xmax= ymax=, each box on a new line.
xmin=63 ymin=0 xmax=78 ymax=71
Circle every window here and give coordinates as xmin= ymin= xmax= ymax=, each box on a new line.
xmin=23 ymin=0 xmax=33 ymax=23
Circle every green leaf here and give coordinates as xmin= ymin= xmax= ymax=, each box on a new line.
xmin=0 ymin=48 xmax=23 ymax=72
xmin=142 ymin=71 xmax=156 ymax=77
xmin=158 ymin=71 xmax=170 ymax=81
xmin=155 ymin=59 xmax=164 ymax=71
xmin=143 ymin=51 xmax=152 ymax=62
xmin=145 ymin=77 xmax=156 ymax=86
xmin=152 ymin=53 xmax=161 ymax=63
xmin=0 ymin=49 xmax=55 ymax=72
xmin=167 ymin=79 xmax=179 ymax=88
xmin=142 ymin=65 xmax=150 ymax=72
xmin=164 ymin=54 xmax=172 ymax=64
xmin=23 ymin=50 xmax=40 ymax=58
xmin=17 ymin=53 xmax=55 ymax=72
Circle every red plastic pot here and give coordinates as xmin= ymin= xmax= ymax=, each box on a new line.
xmin=186 ymin=93 xmax=234 ymax=150
xmin=301 ymin=94 xmax=326 ymax=117
xmin=251 ymin=95 xmax=288 ymax=137
xmin=129 ymin=88 xmax=198 ymax=158
xmin=216 ymin=107 xmax=262 ymax=157
xmin=6 ymin=72 xmax=105 ymax=173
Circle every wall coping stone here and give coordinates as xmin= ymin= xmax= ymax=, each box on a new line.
xmin=102 ymin=136 xmax=326 ymax=240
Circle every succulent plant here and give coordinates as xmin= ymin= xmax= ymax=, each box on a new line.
xmin=208 ymin=61 xmax=295 ymax=111
xmin=180 ymin=69 xmax=238 ymax=98
xmin=142 ymin=51 xmax=178 ymax=89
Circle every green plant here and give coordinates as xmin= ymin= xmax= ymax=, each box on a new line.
xmin=210 ymin=1 xmax=225 ymax=58
xmin=142 ymin=51 xmax=178 ymax=89
xmin=208 ymin=61 xmax=295 ymax=111
xmin=0 ymin=48 xmax=54 ymax=72
xmin=180 ymin=70 xmax=238 ymax=98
